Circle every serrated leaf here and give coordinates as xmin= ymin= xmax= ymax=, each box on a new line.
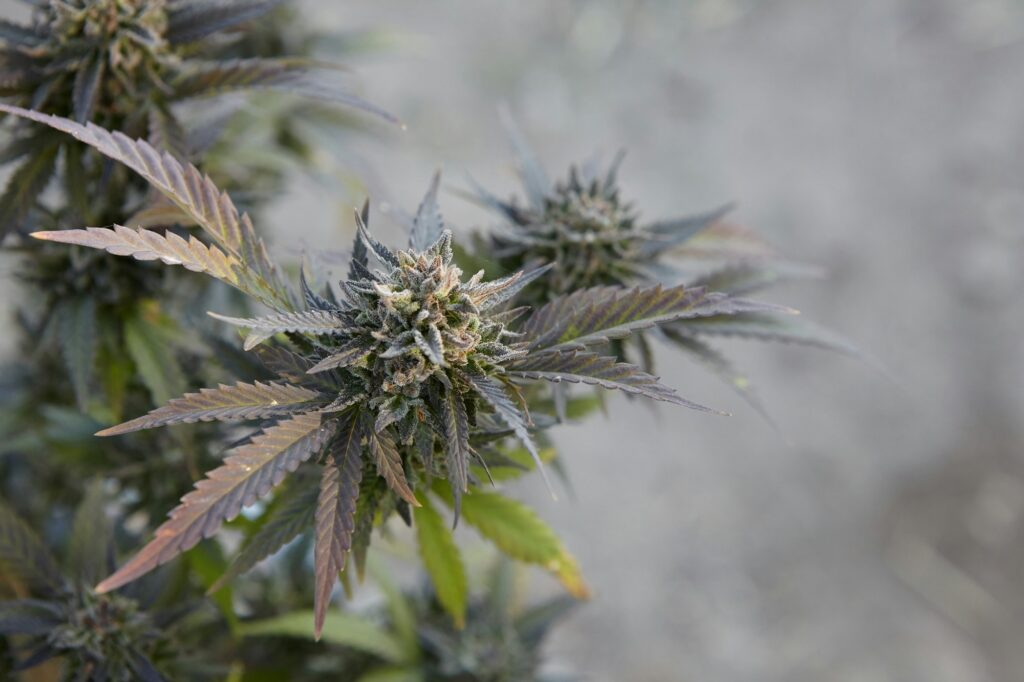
xmin=522 ymin=283 xmax=794 ymax=353
xmin=239 ymin=611 xmax=404 ymax=662
xmin=351 ymin=474 xmax=386 ymax=581
xmin=414 ymin=497 xmax=466 ymax=629
xmin=57 ymin=296 xmax=97 ymax=411
xmin=314 ymin=410 xmax=364 ymax=639
xmin=409 ymin=170 xmax=443 ymax=251
xmin=366 ymin=424 xmax=417 ymax=506
xmin=509 ymin=350 xmax=718 ymax=412
xmin=0 ymin=139 xmax=58 ymax=237
xmin=96 ymin=413 xmax=335 ymax=594
xmin=0 ymin=105 xmax=289 ymax=308
xmin=0 ymin=503 xmax=64 ymax=595
xmin=209 ymin=309 xmax=348 ymax=351
xmin=98 ymin=381 xmax=323 ymax=436
xmin=32 ymin=226 xmax=245 ymax=289
xmin=452 ymin=490 xmax=589 ymax=599
xmin=435 ymin=387 xmax=470 ymax=517
xmin=211 ymin=484 xmax=319 ymax=593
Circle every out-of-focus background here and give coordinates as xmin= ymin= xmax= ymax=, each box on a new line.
xmin=4 ymin=0 xmax=1024 ymax=679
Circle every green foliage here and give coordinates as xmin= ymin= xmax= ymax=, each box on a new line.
xmin=0 ymin=487 xmax=219 ymax=681
xmin=0 ymin=104 xmax=778 ymax=638
xmin=239 ymin=561 xmax=580 ymax=681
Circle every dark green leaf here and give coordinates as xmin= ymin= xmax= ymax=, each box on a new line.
xmin=0 ymin=502 xmax=64 ymax=595
xmin=0 ymin=139 xmax=58 ymax=237
xmin=58 ymin=296 xmax=97 ymax=410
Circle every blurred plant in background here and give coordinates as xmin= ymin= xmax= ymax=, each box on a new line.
xmin=465 ymin=119 xmax=858 ymax=420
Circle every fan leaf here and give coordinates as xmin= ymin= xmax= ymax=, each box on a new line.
xmin=509 ymin=350 xmax=719 ymax=412
xmin=313 ymin=410 xmax=364 ymax=640
xmin=414 ymin=496 xmax=467 ymax=629
xmin=522 ymin=283 xmax=794 ymax=353
xmin=449 ymin=489 xmax=589 ymax=599
xmin=33 ymin=225 xmax=246 ymax=290
xmin=366 ymin=424 xmax=418 ymax=506
xmin=0 ymin=503 xmax=64 ymax=596
xmin=95 ymin=413 xmax=335 ymax=594
xmin=98 ymin=381 xmax=324 ymax=436
xmin=0 ymin=139 xmax=59 ymax=237
xmin=209 ymin=310 xmax=348 ymax=351
xmin=435 ymin=387 xmax=470 ymax=517
xmin=57 ymin=296 xmax=97 ymax=411
xmin=210 ymin=484 xmax=319 ymax=594
xmin=0 ymin=105 xmax=289 ymax=308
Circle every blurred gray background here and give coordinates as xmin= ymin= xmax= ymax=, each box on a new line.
xmin=5 ymin=0 xmax=1024 ymax=680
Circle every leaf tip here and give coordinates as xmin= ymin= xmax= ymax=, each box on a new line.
xmin=30 ymin=230 xmax=60 ymax=241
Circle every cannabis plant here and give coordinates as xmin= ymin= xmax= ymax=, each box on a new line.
xmin=0 ymin=104 xmax=788 ymax=637
xmin=0 ymin=484 xmax=219 ymax=680
xmin=468 ymin=124 xmax=856 ymax=417
xmin=0 ymin=0 xmax=389 ymax=234
xmin=238 ymin=560 xmax=578 ymax=681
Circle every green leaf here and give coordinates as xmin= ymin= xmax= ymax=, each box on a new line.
xmin=0 ymin=139 xmax=58 ymax=237
xmin=313 ymin=410 xmax=364 ymax=639
xmin=211 ymin=484 xmax=319 ymax=593
xmin=368 ymin=561 xmax=418 ymax=661
xmin=239 ymin=611 xmax=405 ymax=663
xmin=356 ymin=669 xmax=424 ymax=682
xmin=0 ymin=502 xmax=64 ymax=595
xmin=67 ymin=480 xmax=111 ymax=586
xmin=439 ymin=488 xmax=589 ymax=599
xmin=123 ymin=312 xmax=187 ymax=407
xmin=414 ymin=496 xmax=466 ymax=629
xmin=58 ymin=296 xmax=97 ymax=411
xmin=98 ymin=381 xmax=324 ymax=436
xmin=96 ymin=413 xmax=335 ymax=593
xmin=509 ymin=350 xmax=719 ymax=412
